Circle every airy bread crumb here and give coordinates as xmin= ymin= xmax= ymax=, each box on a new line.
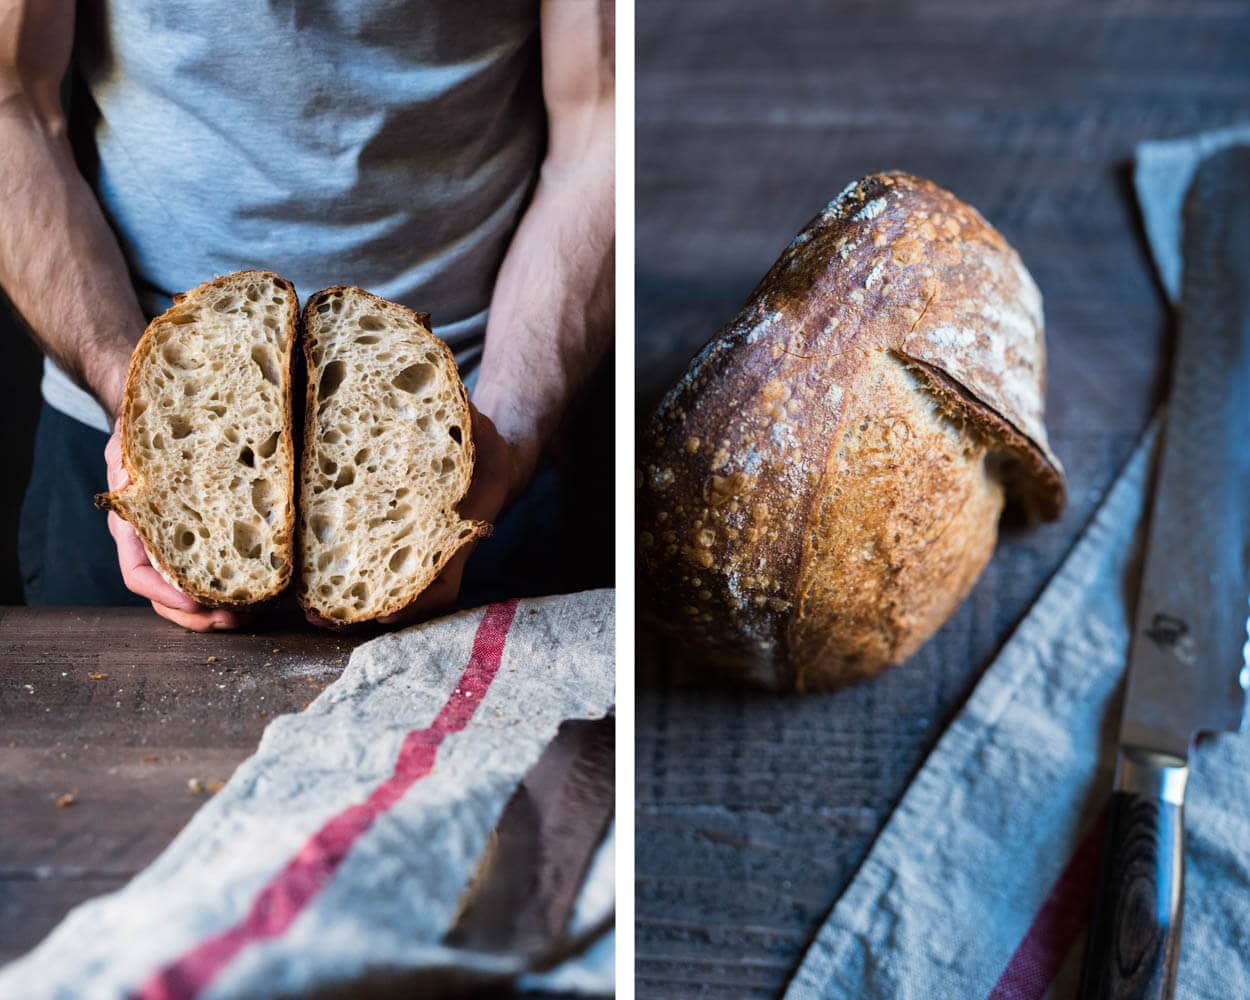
xmin=97 ymin=271 xmax=298 ymax=607
xmin=296 ymin=287 xmax=489 ymax=625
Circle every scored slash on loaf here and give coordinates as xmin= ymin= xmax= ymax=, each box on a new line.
xmin=97 ymin=273 xmax=487 ymax=626
xmin=638 ymin=173 xmax=1066 ymax=692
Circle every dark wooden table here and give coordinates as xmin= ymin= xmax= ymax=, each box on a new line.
xmin=635 ymin=2 xmax=1250 ymax=997
xmin=0 ymin=607 xmax=362 ymax=964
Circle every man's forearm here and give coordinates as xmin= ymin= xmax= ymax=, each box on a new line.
xmin=473 ymin=131 xmax=614 ymax=499
xmin=0 ymin=97 xmax=145 ymax=418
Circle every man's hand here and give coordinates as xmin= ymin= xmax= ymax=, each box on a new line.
xmin=104 ymin=429 xmax=246 ymax=632
xmin=378 ymin=405 xmax=516 ymax=625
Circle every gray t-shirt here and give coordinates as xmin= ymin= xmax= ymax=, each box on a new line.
xmin=45 ymin=0 xmax=544 ymax=432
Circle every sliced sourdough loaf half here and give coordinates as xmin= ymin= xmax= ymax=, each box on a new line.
xmin=97 ymin=270 xmax=298 ymax=606
xmin=297 ymin=287 xmax=490 ymax=626
xmin=638 ymin=172 xmax=1066 ymax=692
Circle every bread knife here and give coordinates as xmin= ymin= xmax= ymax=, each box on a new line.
xmin=1078 ymin=147 xmax=1250 ymax=999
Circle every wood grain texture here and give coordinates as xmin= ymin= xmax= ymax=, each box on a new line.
xmin=635 ymin=1 xmax=1250 ymax=996
xmin=0 ymin=606 xmax=361 ymax=963
xmin=1079 ymin=792 xmax=1183 ymax=1000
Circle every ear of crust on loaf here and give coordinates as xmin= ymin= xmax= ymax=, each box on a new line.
xmin=95 ymin=270 xmax=299 ymax=607
xmin=296 ymin=286 xmax=490 ymax=627
xmin=638 ymin=172 xmax=1066 ymax=690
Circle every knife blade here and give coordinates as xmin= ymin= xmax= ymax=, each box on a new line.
xmin=1079 ymin=146 xmax=1250 ymax=1000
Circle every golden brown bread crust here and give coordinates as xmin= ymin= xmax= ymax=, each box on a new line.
xmin=296 ymin=287 xmax=490 ymax=629
xmin=637 ymin=172 xmax=1066 ymax=690
xmin=96 ymin=270 xmax=298 ymax=608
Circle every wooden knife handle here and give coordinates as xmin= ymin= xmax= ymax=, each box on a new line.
xmin=1078 ymin=755 xmax=1187 ymax=1000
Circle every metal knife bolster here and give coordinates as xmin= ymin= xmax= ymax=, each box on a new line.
xmin=1114 ymin=747 xmax=1188 ymax=806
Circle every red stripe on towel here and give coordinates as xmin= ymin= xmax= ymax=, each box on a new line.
xmin=986 ymin=811 xmax=1107 ymax=1000
xmin=134 ymin=600 xmax=520 ymax=1000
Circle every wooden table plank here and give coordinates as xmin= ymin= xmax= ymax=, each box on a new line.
xmin=635 ymin=1 xmax=1250 ymax=996
xmin=0 ymin=607 xmax=362 ymax=962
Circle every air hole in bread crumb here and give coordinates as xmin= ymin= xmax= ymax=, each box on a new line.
xmin=213 ymin=295 xmax=241 ymax=313
xmin=311 ymin=515 xmax=332 ymax=544
xmin=258 ymin=431 xmax=280 ymax=459
xmin=333 ymin=466 xmax=355 ymax=489
xmin=206 ymin=404 xmax=226 ymax=418
xmin=319 ymin=456 xmax=337 ymax=476
xmin=448 ymin=425 xmax=462 ymax=445
xmin=416 ymin=415 xmax=431 ymax=432
xmin=322 ymin=429 xmax=342 ymax=445
xmin=388 ymin=546 xmax=413 ymax=572
xmin=355 ymin=334 xmax=380 ymax=345
xmin=437 ymin=456 xmax=455 ymax=478
xmin=152 ymin=433 xmax=166 ymax=450
xmin=251 ymin=478 xmax=275 ymax=521
xmin=167 ymin=310 xmax=197 ymax=325
xmin=251 ymin=345 xmax=280 ymax=387
xmin=270 ymin=553 xmax=284 ymax=570
xmin=392 ymin=363 xmax=434 ymax=394
xmin=174 ymin=528 xmax=196 ymax=551
xmin=246 ymin=286 xmax=261 ymax=302
xmin=232 ymin=521 xmax=262 ymax=559
xmin=385 ymin=504 xmax=410 ymax=522
xmin=354 ymin=448 xmax=370 ymax=464
xmin=238 ymin=446 xmax=255 ymax=467
xmin=347 ymin=582 xmax=368 ymax=605
xmin=225 ymin=427 xmax=239 ymax=444
xmin=319 ymin=361 xmax=347 ymax=399
xmin=168 ymin=414 xmax=193 ymax=439
xmin=358 ymin=314 xmax=386 ymax=331
xmin=161 ymin=343 xmax=202 ymax=370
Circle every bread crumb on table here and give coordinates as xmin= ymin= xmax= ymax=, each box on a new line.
xmin=206 ymin=655 xmax=217 ymax=664
xmin=87 ymin=672 xmax=109 ymax=681
xmin=54 ymin=793 xmax=77 ymax=808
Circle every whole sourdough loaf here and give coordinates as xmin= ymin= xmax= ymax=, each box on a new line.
xmin=297 ymin=287 xmax=490 ymax=625
xmin=97 ymin=270 xmax=298 ymax=606
xmin=638 ymin=173 xmax=1066 ymax=692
